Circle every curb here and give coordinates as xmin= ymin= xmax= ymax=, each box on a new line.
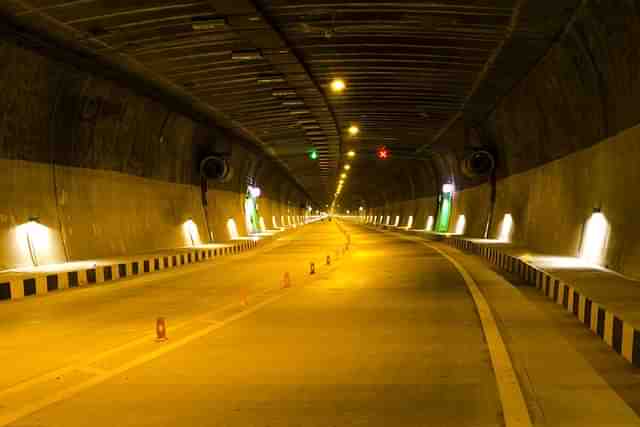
xmin=0 ymin=239 xmax=262 ymax=302
xmin=364 ymin=222 xmax=640 ymax=368
xmin=443 ymin=237 xmax=640 ymax=367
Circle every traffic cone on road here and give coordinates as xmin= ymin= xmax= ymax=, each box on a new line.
xmin=156 ymin=317 xmax=167 ymax=342
xmin=282 ymin=272 xmax=291 ymax=288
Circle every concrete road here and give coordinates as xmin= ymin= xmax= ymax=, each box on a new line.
xmin=1 ymin=220 xmax=638 ymax=426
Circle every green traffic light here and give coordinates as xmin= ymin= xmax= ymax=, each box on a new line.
xmin=309 ymin=150 xmax=318 ymax=160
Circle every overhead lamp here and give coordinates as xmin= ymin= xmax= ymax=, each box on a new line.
xmin=347 ymin=150 xmax=356 ymax=158
xmin=341 ymin=173 xmax=347 ymax=179
xmin=232 ymin=49 xmax=263 ymax=60
xmin=330 ymin=78 xmax=346 ymax=93
xmin=348 ymin=125 xmax=359 ymax=136
xmin=344 ymin=164 xmax=351 ymax=171
xmin=191 ymin=16 xmax=227 ymax=30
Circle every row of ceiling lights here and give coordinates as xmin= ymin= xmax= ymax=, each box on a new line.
xmin=329 ymin=78 xmax=363 ymax=209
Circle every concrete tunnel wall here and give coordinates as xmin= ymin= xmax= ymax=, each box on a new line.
xmin=0 ymin=37 xmax=307 ymax=270
xmin=363 ymin=1 xmax=640 ymax=279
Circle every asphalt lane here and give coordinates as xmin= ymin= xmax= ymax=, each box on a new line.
xmin=3 ymin=221 xmax=502 ymax=426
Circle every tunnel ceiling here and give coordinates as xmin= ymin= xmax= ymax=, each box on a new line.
xmin=2 ymin=0 xmax=580 ymax=206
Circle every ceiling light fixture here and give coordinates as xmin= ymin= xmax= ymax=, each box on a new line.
xmin=257 ymin=76 xmax=286 ymax=84
xmin=347 ymin=150 xmax=356 ymax=158
xmin=348 ymin=125 xmax=359 ymax=136
xmin=231 ymin=49 xmax=263 ymax=60
xmin=272 ymin=89 xmax=297 ymax=97
xmin=331 ymin=78 xmax=346 ymax=93
xmin=344 ymin=164 xmax=351 ymax=170
xmin=191 ymin=16 xmax=227 ymax=30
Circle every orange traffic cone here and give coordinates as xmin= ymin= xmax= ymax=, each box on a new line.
xmin=241 ymin=289 xmax=249 ymax=307
xmin=156 ymin=317 xmax=167 ymax=341
xmin=282 ymin=272 xmax=291 ymax=288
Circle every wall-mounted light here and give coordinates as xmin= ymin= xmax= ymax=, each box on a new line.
xmin=581 ymin=209 xmax=608 ymax=265
xmin=226 ymin=218 xmax=239 ymax=240
xmin=16 ymin=216 xmax=49 ymax=266
xmin=426 ymin=215 xmax=434 ymax=231
xmin=499 ymin=214 xmax=514 ymax=242
xmin=455 ymin=214 xmax=466 ymax=235
xmin=183 ymin=219 xmax=200 ymax=247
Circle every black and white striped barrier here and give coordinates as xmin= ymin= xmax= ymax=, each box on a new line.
xmin=0 ymin=240 xmax=260 ymax=302
xmin=445 ymin=237 xmax=640 ymax=367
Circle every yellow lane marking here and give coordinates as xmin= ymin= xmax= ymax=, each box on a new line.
xmin=0 ymin=235 xmax=351 ymax=426
xmin=412 ymin=235 xmax=533 ymax=427
xmin=320 ymin=223 xmax=531 ymax=426
xmin=0 ymin=289 xmax=272 ymax=400
xmin=0 ymin=290 xmax=289 ymax=427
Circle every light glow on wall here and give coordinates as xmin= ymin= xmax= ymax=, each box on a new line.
xmin=498 ymin=214 xmax=514 ymax=242
xmin=455 ymin=215 xmax=466 ymax=235
xmin=272 ymin=216 xmax=278 ymax=228
xmin=426 ymin=216 xmax=434 ymax=232
xmin=183 ymin=219 xmax=200 ymax=246
xmin=16 ymin=219 xmax=51 ymax=266
xmin=226 ymin=218 xmax=239 ymax=240
xmin=386 ymin=216 xmax=391 ymax=225
xmin=394 ymin=216 xmax=400 ymax=227
xmin=581 ymin=211 xmax=608 ymax=265
xmin=406 ymin=216 xmax=413 ymax=229
xmin=259 ymin=217 xmax=266 ymax=232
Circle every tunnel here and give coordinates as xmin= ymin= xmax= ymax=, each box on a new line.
xmin=1 ymin=1 xmax=640 ymax=425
